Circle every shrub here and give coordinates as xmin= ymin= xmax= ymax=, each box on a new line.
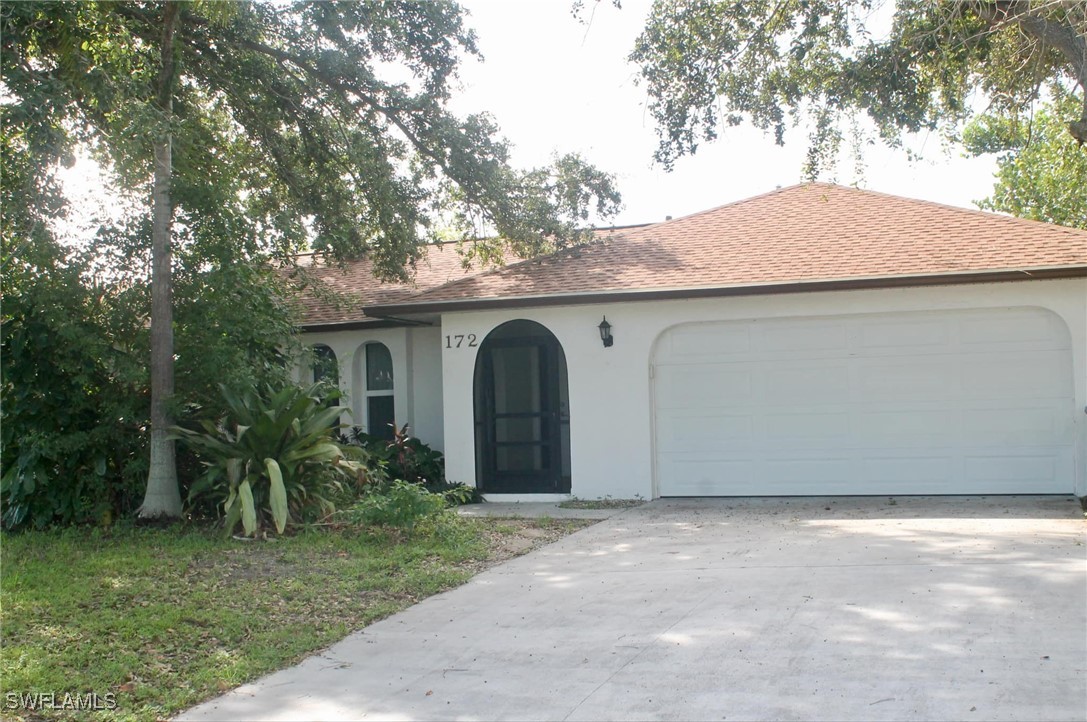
xmin=343 ymin=425 xmax=444 ymax=485
xmin=1 ymin=243 xmax=149 ymax=530
xmin=440 ymin=482 xmax=484 ymax=506
xmin=341 ymin=426 xmax=482 ymax=504
xmin=176 ymin=383 xmax=363 ymax=536
xmin=346 ymin=480 xmax=450 ymax=532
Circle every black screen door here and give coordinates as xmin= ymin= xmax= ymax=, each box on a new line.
xmin=476 ymin=334 xmax=568 ymax=493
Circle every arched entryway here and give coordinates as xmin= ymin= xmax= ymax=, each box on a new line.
xmin=473 ymin=320 xmax=571 ymax=494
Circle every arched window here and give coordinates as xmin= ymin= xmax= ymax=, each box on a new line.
xmin=364 ymin=342 xmax=395 ymax=440
xmin=312 ymin=344 xmax=338 ymax=387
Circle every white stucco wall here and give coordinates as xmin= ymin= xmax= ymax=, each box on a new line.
xmin=298 ymin=325 xmax=445 ymax=450
xmin=408 ymin=326 xmax=446 ymax=452
xmin=440 ymin=279 xmax=1087 ymax=498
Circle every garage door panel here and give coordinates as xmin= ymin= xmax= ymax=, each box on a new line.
xmin=656 ymin=366 xmax=752 ymax=408
xmin=764 ymin=411 xmax=850 ymax=439
xmin=763 ymin=364 xmax=849 ymax=401
xmin=859 ymin=456 xmax=955 ymax=484
xmin=667 ymin=325 xmax=751 ymax=358
xmin=963 ymin=352 xmax=1072 ymax=398
xmin=856 ymin=410 xmax=960 ymax=441
xmin=656 ymin=410 xmax=753 ymax=451
xmin=962 ymin=406 xmax=1066 ymax=440
xmin=654 ymin=308 xmax=1074 ymax=496
xmin=760 ymin=321 xmax=847 ymax=352
xmin=658 ymin=458 xmax=754 ymax=496
xmin=764 ymin=458 xmax=853 ymax=483
xmin=959 ymin=308 xmax=1069 ymax=346
xmin=856 ymin=359 xmax=958 ymax=400
xmin=858 ymin=318 xmax=949 ymax=349
xmin=965 ymin=455 xmax=1063 ymax=485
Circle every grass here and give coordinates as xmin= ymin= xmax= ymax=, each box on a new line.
xmin=1 ymin=515 xmax=589 ymax=721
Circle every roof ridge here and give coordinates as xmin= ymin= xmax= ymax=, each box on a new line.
xmin=650 ymin=181 xmax=1087 ymax=237
xmin=295 ymin=222 xmax=659 ymax=267
xmin=823 ymin=183 xmax=1087 ymax=235
xmin=295 ymin=238 xmax=476 ymax=263
xmin=639 ymin=182 xmax=817 ymax=228
xmin=362 ymin=183 xmax=1087 ymax=315
xmin=386 ymin=225 xmax=648 ymax=305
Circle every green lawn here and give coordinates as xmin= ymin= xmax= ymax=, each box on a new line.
xmin=1 ymin=516 xmax=588 ymax=721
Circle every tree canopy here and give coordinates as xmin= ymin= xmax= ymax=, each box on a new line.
xmin=4 ymin=1 xmax=621 ymax=276
xmin=965 ymin=89 xmax=1087 ymax=228
xmin=627 ymin=0 xmax=1087 ymax=174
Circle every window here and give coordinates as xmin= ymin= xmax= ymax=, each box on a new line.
xmin=365 ymin=343 xmax=395 ymax=440
xmin=312 ymin=344 xmax=338 ymax=387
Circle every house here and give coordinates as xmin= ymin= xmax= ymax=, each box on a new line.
xmin=298 ymin=183 xmax=1087 ymax=500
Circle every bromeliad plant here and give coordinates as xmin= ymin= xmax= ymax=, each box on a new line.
xmin=176 ymin=383 xmax=361 ymax=536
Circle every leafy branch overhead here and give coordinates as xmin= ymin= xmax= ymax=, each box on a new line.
xmin=3 ymin=1 xmax=622 ymax=281
xmin=628 ymin=0 xmax=1087 ymax=172
xmin=965 ymin=88 xmax=1087 ymax=229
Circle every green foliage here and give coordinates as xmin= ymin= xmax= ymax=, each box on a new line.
xmin=2 ymin=1 xmax=622 ymax=279
xmin=964 ymin=91 xmax=1087 ymax=229
xmin=627 ymin=0 xmax=1087 ymax=175
xmin=441 ymin=483 xmax=485 ymax=506
xmin=173 ymin=262 xmax=300 ymax=411
xmin=341 ymin=426 xmax=483 ymax=504
xmin=0 ymin=242 xmax=148 ymax=529
xmin=347 ymin=480 xmax=451 ymax=532
xmin=344 ymin=425 xmax=444 ymax=485
xmin=176 ymin=383 xmax=361 ymax=536
xmin=0 ymin=150 xmax=299 ymax=530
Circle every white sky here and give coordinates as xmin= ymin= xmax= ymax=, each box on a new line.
xmin=452 ymin=0 xmax=1001 ymax=227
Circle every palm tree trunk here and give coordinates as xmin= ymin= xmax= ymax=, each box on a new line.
xmin=139 ymin=1 xmax=182 ymax=519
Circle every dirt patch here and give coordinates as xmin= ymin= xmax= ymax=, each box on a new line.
xmin=462 ymin=518 xmax=596 ymax=572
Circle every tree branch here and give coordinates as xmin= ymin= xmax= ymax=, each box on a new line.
xmin=973 ymin=1 xmax=1087 ymax=142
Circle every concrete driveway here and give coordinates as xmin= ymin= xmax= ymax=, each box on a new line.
xmin=179 ymin=496 xmax=1086 ymax=721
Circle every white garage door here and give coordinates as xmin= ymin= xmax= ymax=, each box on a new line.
xmin=653 ymin=307 xmax=1075 ymax=496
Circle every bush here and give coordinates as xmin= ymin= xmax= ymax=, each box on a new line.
xmin=347 ymin=480 xmax=450 ymax=532
xmin=342 ymin=426 xmax=483 ymax=504
xmin=1 ymin=243 xmax=149 ymax=530
xmin=343 ymin=425 xmax=443 ymax=484
xmin=176 ymin=382 xmax=363 ymax=536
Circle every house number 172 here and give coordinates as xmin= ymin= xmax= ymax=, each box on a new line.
xmin=445 ymin=334 xmax=478 ymax=349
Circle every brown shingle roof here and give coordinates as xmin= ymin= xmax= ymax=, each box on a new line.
xmin=294 ymin=227 xmax=649 ymax=327
xmin=364 ymin=183 xmax=1087 ymax=315
xmin=292 ymin=243 xmax=493 ymax=328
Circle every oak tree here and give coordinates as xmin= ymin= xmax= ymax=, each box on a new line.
xmin=626 ymin=1 xmax=1087 ymax=174
xmin=965 ymin=90 xmax=1087 ymax=228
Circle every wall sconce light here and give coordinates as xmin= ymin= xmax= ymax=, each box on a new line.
xmin=598 ymin=316 xmax=613 ymax=348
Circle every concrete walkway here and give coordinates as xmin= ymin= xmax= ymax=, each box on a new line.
xmin=179 ymin=496 xmax=1086 ymax=721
